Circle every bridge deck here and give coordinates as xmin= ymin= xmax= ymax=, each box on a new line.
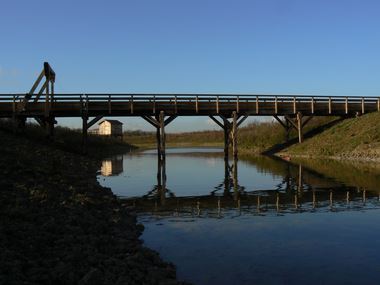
xmin=0 ymin=94 xmax=379 ymax=118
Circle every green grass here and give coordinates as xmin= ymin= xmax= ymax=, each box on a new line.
xmin=123 ymin=117 xmax=336 ymax=154
xmin=286 ymin=112 xmax=380 ymax=159
xmin=0 ymin=119 xmax=135 ymax=158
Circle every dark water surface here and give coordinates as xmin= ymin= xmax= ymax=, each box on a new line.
xmin=98 ymin=148 xmax=380 ymax=285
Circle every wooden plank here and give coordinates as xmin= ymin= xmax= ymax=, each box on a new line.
xmin=142 ymin=115 xmax=159 ymax=128
xmin=164 ymin=115 xmax=177 ymax=126
xmin=87 ymin=115 xmax=104 ymax=129
xmin=273 ymin=115 xmax=287 ymax=129
xmin=237 ymin=115 xmax=248 ymax=127
xmin=209 ymin=115 xmax=224 ymax=129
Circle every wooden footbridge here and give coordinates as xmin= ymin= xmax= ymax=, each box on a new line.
xmin=1 ymin=63 xmax=379 ymax=156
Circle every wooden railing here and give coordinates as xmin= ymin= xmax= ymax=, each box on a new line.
xmin=0 ymin=94 xmax=379 ymax=116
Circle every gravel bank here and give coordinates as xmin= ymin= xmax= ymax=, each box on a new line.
xmin=0 ymin=130 xmax=186 ymax=285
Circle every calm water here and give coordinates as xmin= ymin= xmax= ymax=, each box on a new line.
xmin=98 ymin=148 xmax=380 ymax=285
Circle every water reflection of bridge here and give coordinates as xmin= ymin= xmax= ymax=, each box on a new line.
xmin=121 ymin=154 xmax=380 ymax=218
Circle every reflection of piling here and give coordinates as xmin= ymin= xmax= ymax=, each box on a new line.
xmin=298 ymin=164 xmax=303 ymax=194
xmin=232 ymin=157 xmax=239 ymax=200
xmin=223 ymin=156 xmax=231 ymax=194
xmin=157 ymin=156 xmax=167 ymax=206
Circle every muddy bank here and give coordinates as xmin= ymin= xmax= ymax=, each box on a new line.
xmin=0 ymin=131 xmax=186 ymax=284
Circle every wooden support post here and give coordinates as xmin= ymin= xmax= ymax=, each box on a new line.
xmin=196 ymin=96 xmax=199 ymax=113
xmin=82 ymin=116 xmax=88 ymax=154
xmin=156 ymin=118 xmax=161 ymax=161
xmin=293 ymin=97 xmax=296 ymax=114
xmin=216 ymin=96 xmax=220 ymax=114
xmin=159 ymin=111 xmax=165 ymax=162
xmin=236 ymin=96 xmax=240 ymax=113
xmin=224 ymin=125 xmax=229 ymax=160
xmin=311 ymin=97 xmax=315 ymax=114
xmin=285 ymin=118 xmax=290 ymax=141
xmin=232 ymin=111 xmax=238 ymax=159
xmin=296 ymin=112 xmax=303 ymax=143
xmin=377 ymin=98 xmax=380 ymax=111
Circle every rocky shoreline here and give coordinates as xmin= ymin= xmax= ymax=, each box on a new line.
xmin=0 ymin=130 xmax=186 ymax=284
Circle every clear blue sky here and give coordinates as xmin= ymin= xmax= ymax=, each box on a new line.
xmin=1 ymin=0 xmax=379 ymax=131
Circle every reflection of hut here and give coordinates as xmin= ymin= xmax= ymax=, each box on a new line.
xmin=101 ymin=156 xmax=123 ymax=176
xmin=98 ymin=120 xmax=123 ymax=138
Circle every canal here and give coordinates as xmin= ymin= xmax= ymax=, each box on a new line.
xmin=98 ymin=148 xmax=380 ymax=285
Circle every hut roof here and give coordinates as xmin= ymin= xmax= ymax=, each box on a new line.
xmin=99 ymin=120 xmax=123 ymax=125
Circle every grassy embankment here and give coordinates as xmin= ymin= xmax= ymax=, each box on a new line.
xmin=283 ymin=111 xmax=380 ymax=160
xmin=123 ymin=117 xmax=338 ymax=154
xmin=0 ymin=120 xmax=135 ymax=158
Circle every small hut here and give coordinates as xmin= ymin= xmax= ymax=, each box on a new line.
xmin=98 ymin=120 xmax=123 ymax=138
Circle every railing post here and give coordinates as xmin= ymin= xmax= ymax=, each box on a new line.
xmin=361 ymin=97 xmax=365 ymax=114
xmin=236 ymin=96 xmax=240 ymax=113
xmin=256 ymin=96 xmax=259 ymax=114
xmin=174 ymin=95 xmax=178 ymax=114
xmin=153 ymin=95 xmax=156 ymax=114
xmin=328 ymin=97 xmax=332 ymax=114
xmin=311 ymin=97 xmax=315 ymax=114
xmin=108 ymin=95 xmax=112 ymax=114
xmin=216 ymin=96 xmax=219 ymax=114
xmin=130 ymin=95 xmax=134 ymax=114
xmin=196 ymin=96 xmax=199 ymax=113
xmin=274 ymin=96 xmax=278 ymax=114
xmin=345 ymin=97 xmax=348 ymax=114
xmin=293 ymin=97 xmax=296 ymax=114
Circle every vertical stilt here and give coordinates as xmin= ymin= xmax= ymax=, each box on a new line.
xmin=155 ymin=116 xmax=161 ymax=161
xmin=296 ymin=112 xmax=303 ymax=143
xmin=46 ymin=116 xmax=55 ymax=140
xmin=232 ymin=111 xmax=238 ymax=159
xmin=223 ymin=124 xmax=229 ymax=160
xmin=159 ymin=111 xmax=166 ymax=162
xmin=285 ymin=119 xmax=290 ymax=141
xmin=82 ymin=116 xmax=88 ymax=154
